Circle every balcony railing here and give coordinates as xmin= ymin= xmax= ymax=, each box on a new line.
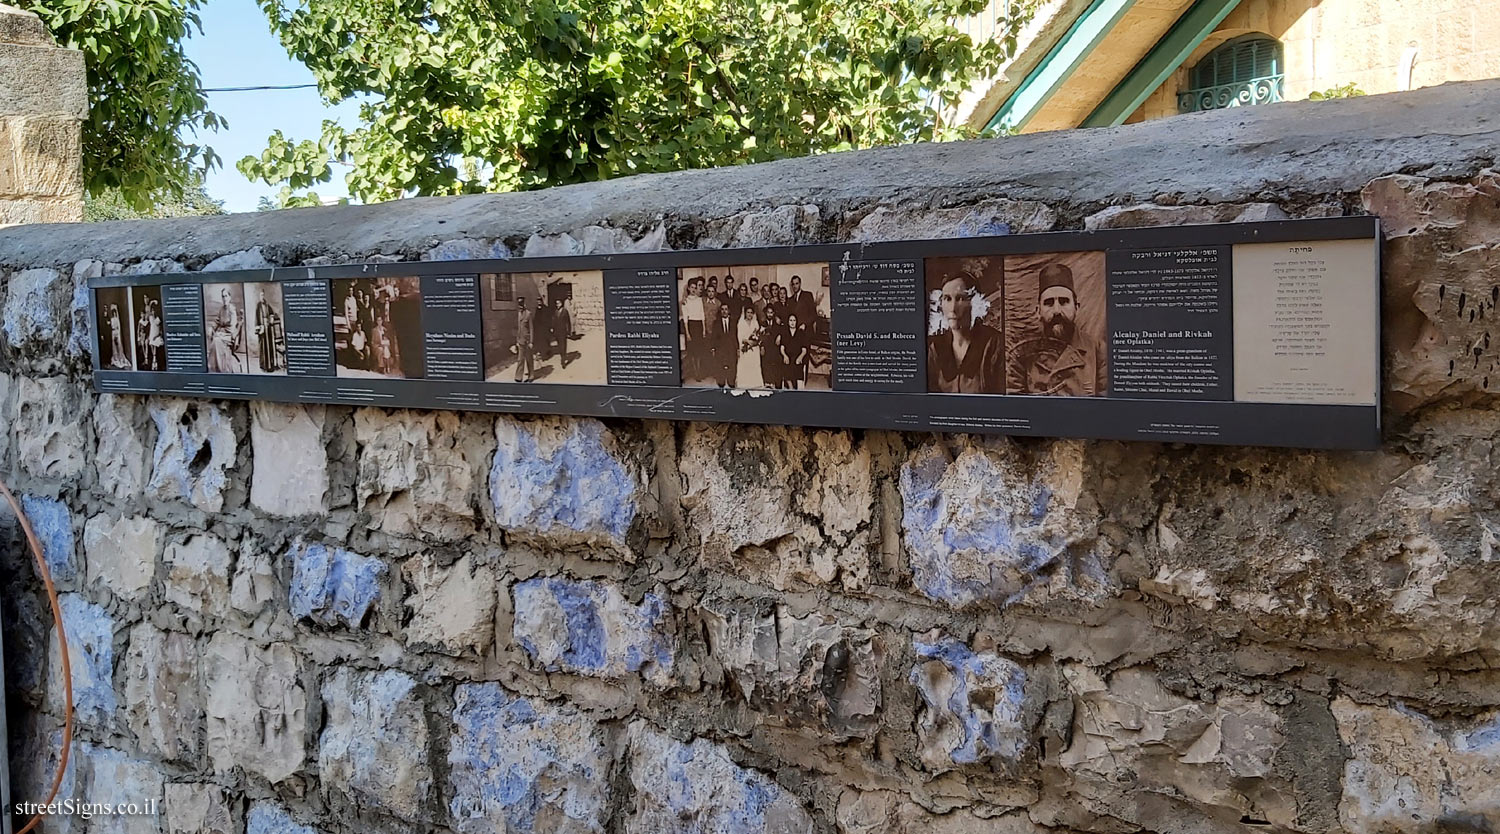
xmin=1177 ymin=75 xmax=1285 ymax=113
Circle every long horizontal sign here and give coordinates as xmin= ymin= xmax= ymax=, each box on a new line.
xmin=89 ymin=217 xmax=1381 ymax=449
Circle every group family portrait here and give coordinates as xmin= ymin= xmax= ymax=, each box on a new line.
xmin=334 ymin=276 xmax=425 ymax=379
xmin=678 ymin=263 xmax=832 ymax=389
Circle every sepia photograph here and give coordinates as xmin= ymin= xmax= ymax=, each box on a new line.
xmin=1003 ymin=251 xmax=1108 ymax=397
xmin=244 ymin=282 xmax=288 ymax=375
xmin=925 ymin=256 xmax=1006 ymax=394
xmin=334 ymin=276 xmax=425 ymax=379
xmin=202 ymin=283 xmax=248 ymax=374
xmin=480 ymin=270 xmax=606 ymax=384
xmin=129 ymin=285 xmax=168 ymax=372
xmin=678 ymin=263 xmax=831 ymax=389
xmin=95 ymin=287 xmax=135 ymax=370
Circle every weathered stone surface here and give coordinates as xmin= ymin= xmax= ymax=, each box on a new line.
xmin=163 ymin=533 xmax=233 ymax=620
xmin=12 ymin=116 xmax=82 ymax=198
xmin=288 ymin=539 xmax=385 ymax=629
xmin=202 ymin=246 xmax=271 ymax=271
xmin=230 ymin=541 xmax=278 ymax=617
xmin=49 ymin=594 xmax=115 ymax=725
xmin=1 ymin=267 xmax=66 ymax=357
xmin=0 ymin=5 xmax=54 ymax=47
xmin=702 ymin=599 xmax=879 ymax=734
xmin=402 ymin=552 xmax=496 ymax=656
xmin=66 ymin=258 xmax=99 ymax=360
xmin=679 ymin=424 xmax=872 ymax=590
xmin=20 ymin=493 xmax=77 ymax=583
xmin=696 ymin=204 xmax=821 ymax=249
xmin=147 ymin=399 xmax=236 ymax=512
xmin=83 ymin=513 xmax=159 ymax=601
xmin=1361 ymin=172 xmax=1500 ymax=412
xmin=123 ymin=623 xmax=202 ymax=762
xmin=94 ymin=393 xmax=153 ymax=500
xmin=851 ymin=198 xmax=1055 ymax=242
xmin=1334 ymin=697 xmax=1500 ymax=834
xmin=449 ymin=682 xmax=613 ymax=834
xmin=512 ymin=577 xmax=674 ymax=686
xmin=203 ymin=633 xmax=307 ymax=783
xmin=522 ymin=223 xmax=666 ymax=257
xmin=836 ymin=791 xmax=1043 ymax=834
xmin=165 ymin=783 xmax=236 ymax=834
xmin=250 ymin=402 xmax=328 ymax=516
xmin=625 ymin=723 xmax=812 ymax=834
xmin=900 ymin=438 xmax=1107 ymax=609
xmin=355 ymin=408 xmax=482 ymax=540
xmin=1052 ymin=665 xmax=1291 ymax=831
xmin=489 ymin=416 xmax=639 ymax=553
xmin=57 ymin=742 xmax=166 ymax=834
xmin=0 ymin=40 xmax=87 ymax=121
xmin=422 ymin=237 xmax=511 ymax=261
xmin=910 ymin=636 xmax=1041 ymax=773
xmin=1082 ymin=202 xmax=1288 ymax=231
xmin=319 ymin=667 xmax=432 ymax=820
xmin=247 ymin=802 xmax=319 ymax=834
xmin=14 ymin=376 xmax=86 ymax=479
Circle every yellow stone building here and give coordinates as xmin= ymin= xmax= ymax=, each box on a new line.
xmin=964 ymin=0 xmax=1500 ymax=133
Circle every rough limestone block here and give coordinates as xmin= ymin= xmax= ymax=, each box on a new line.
xmin=0 ymin=194 xmax=81 ymax=224
xmin=512 ymin=577 xmax=674 ymax=686
xmin=489 ymin=416 xmax=639 ymax=553
xmin=20 ymin=493 xmax=77 ymax=583
xmin=837 ymin=790 xmax=1044 ymax=834
xmin=1334 ymin=697 xmax=1500 ymax=834
xmin=900 ymin=439 xmax=1105 ymax=609
xmin=147 ymin=399 xmax=236 ymax=513
xmin=56 ymin=742 xmax=166 ymax=834
xmin=0 ymin=5 xmax=55 ymax=46
xmin=165 ymin=783 xmax=237 ymax=834
xmin=1 ymin=267 xmax=66 ymax=355
xmin=0 ymin=42 xmax=87 ymax=119
xmin=250 ymin=402 xmax=328 ymax=516
xmin=14 ymin=376 xmax=87 ymax=480
xmin=288 ymin=540 xmax=385 ymax=629
xmin=701 ymin=599 xmax=880 ymax=735
xmin=319 ymin=667 xmax=432 ymax=820
xmin=15 ymin=116 xmax=82 ymax=197
xmin=1056 ymin=665 xmax=1290 ymax=829
xmin=83 ymin=513 xmax=159 ymax=601
xmin=67 ymin=258 xmax=101 ymax=360
xmin=694 ymin=205 xmax=820 ymax=249
xmin=850 ymin=198 xmax=1055 ymax=242
xmin=163 ymin=533 xmax=233 ymax=620
xmin=202 ymin=247 xmax=271 ymax=272
xmin=123 ymin=623 xmax=202 ymax=762
xmin=204 ymin=633 xmax=307 ymax=783
xmin=910 ymin=636 xmax=1037 ymax=770
xmin=422 ymin=237 xmax=511 ymax=261
xmin=48 ymin=594 xmax=115 ymax=726
xmin=1082 ymin=202 xmax=1288 ymax=231
xmin=448 ymin=682 xmax=613 ymax=834
xmin=402 ymin=552 xmax=496 ymax=656
xmin=625 ymin=722 xmax=812 ymax=834
xmin=679 ymin=423 xmax=872 ymax=590
xmin=355 ymin=408 xmax=482 ymax=541
xmin=247 ymin=802 xmax=319 ymax=834
xmin=230 ymin=543 xmax=278 ymax=618
xmin=94 ymin=393 xmax=153 ymax=501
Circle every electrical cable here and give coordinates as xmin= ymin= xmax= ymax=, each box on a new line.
xmin=202 ymin=84 xmax=319 ymax=92
xmin=0 ymin=479 xmax=72 ymax=834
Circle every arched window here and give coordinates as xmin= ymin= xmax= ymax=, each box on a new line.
xmin=1178 ymin=35 xmax=1284 ymax=113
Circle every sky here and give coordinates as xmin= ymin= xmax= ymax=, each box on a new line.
xmin=183 ymin=0 xmax=364 ymax=213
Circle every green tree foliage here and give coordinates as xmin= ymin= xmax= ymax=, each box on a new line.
xmin=83 ymin=178 xmax=225 ymax=221
xmin=17 ymin=0 xmax=222 ymax=210
xmin=241 ymin=0 xmax=1032 ymax=205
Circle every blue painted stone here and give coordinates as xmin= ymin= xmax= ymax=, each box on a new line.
xmin=911 ymin=636 xmax=1030 ymax=765
xmin=247 ymin=801 xmax=318 ymax=834
xmin=58 ymin=594 xmax=116 ymax=725
xmin=448 ymin=682 xmax=611 ymax=834
xmin=490 ymin=419 xmax=637 ymax=546
xmin=147 ymin=400 xmax=234 ymax=511
xmin=20 ymin=495 xmax=77 ymax=583
xmin=423 ymin=238 xmax=512 ymax=261
xmin=627 ymin=724 xmax=812 ymax=833
xmin=511 ymin=577 xmax=674 ymax=684
xmin=66 ymin=274 xmax=93 ymax=360
xmin=288 ymin=541 xmax=385 ymax=628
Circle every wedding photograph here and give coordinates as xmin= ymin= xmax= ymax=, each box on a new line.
xmin=677 ymin=262 xmax=832 ymax=389
xmin=94 ymin=287 xmax=135 ymax=370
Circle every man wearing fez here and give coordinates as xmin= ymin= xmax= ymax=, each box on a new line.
xmin=515 ymin=296 xmax=536 ymax=382
xmin=1008 ymin=263 xmax=1107 ymax=397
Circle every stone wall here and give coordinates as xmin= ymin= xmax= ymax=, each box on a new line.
xmin=0 ymin=4 xmax=85 ymax=227
xmin=3 ymin=81 xmax=1500 ymax=834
